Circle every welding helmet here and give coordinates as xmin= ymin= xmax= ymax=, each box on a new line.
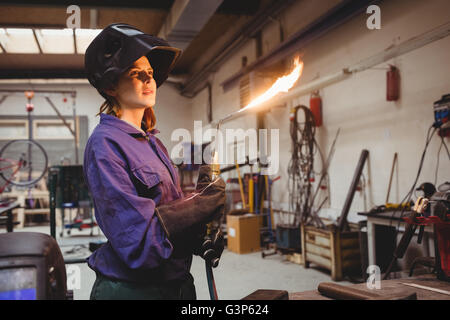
xmin=85 ymin=23 xmax=182 ymax=98
xmin=416 ymin=182 xmax=437 ymax=199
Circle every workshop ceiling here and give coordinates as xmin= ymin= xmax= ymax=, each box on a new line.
xmin=0 ymin=0 xmax=268 ymax=79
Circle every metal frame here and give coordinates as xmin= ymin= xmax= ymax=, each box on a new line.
xmin=0 ymin=89 xmax=79 ymax=164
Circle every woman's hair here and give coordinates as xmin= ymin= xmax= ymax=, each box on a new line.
xmin=96 ymin=93 xmax=156 ymax=132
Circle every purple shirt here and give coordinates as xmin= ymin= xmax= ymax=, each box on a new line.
xmin=83 ymin=113 xmax=191 ymax=283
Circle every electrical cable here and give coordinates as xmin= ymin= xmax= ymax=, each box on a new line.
xmin=440 ymin=134 xmax=450 ymax=159
xmin=182 ymin=177 xmax=221 ymax=201
xmin=287 ymin=105 xmax=317 ymax=226
xmin=435 ymin=138 xmax=444 ymax=185
xmin=397 ymin=125 xmax=437 ymax=221
xmin=388 ymin=125 xmax=436 ymax=228
xmin=384 ymin=124 xmax=437 ymax=280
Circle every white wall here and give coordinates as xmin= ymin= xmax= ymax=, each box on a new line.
xmin=190 ymin=0 xmax=450 ymax=223
xmin=153 ymin=83 xmax=194 ymax=151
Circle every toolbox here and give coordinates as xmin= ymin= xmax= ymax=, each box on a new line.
xmin=276 ymin=224 xmax=301 ymax=251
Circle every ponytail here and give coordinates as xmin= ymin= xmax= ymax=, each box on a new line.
xmin=143 ymin=106 xmax=156 ymax=132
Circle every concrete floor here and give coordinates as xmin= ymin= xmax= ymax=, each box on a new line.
xmin=2 ymin=224 xmax=351 ymax=300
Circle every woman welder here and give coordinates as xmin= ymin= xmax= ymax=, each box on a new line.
xmin=83 ymin=23 xmax=225 ymax=300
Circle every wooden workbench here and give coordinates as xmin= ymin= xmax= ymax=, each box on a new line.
xmin=289 ymin=274 xmax=450 ymax=300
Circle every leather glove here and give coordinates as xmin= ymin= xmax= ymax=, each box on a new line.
xmin=171 ymin=223 xmax=207 ymax=258
xmin=155 ymin=165 xmax=226 ymax=240
xmin=198 ymin=228 xmax=225 ymax=267
xmin=191 ymin=165 xmax=225 ymax=265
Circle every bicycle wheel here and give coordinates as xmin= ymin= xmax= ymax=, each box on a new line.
xmin=0 ymin=139 xmax=48 ymax=187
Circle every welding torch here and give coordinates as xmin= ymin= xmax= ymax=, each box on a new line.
xmin=203 ymin=121 xmax=223 ymax=300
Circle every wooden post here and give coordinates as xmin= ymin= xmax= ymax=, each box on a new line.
xmin=301 ymin=223 xmax=309 ymax=268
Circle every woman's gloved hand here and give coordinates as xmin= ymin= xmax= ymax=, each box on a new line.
xmin=196 ymin=228 xmax=225 ymax=267
xmin=155 ymin=165 xmax=226 ymax=241
xmin=196 ymin=165 xmax=216 ymax=189
xmin=192 ymin=166 xmax=225 ymax=264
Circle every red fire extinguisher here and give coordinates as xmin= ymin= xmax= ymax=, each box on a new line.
xmin=387 ymin=65 xmax=400 ymax=101
xmin=310 ymin=91 xmax=323 ymax=127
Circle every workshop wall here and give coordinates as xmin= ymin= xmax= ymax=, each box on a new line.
xmin=0 ymin=114 xmax=89 ymax=167
xmin=190 ymin=0 xmax=450 ymax=223
xmin=153 ymin=83 xmax=194 ymax=152
xmin=0 ymin=82 xmax=193 ymax=163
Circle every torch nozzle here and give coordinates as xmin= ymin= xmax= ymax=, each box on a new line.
xmin=211 ymin=150 xmax=220 ymax=180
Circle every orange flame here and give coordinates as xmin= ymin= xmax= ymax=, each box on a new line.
xmin=239 ymin=57 xmax=304 ymax=113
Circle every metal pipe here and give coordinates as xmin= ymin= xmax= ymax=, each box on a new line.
xmin=337 ymin=149 xmax=369 ymax=231
xmin=207 ymin=8 xmax=450 ymax=128
xmin=27 ymin=106 xmax=33 ymax=183
xmin=72 ymin=97 xmax=79 ymax=164
xmin=73 ymin=106 xmax=79 ymax=164
xmin=49 ymin=167 xmax=58 ymax=239
xmin=386 ymin=152 xmax=398 ymax=203
xmin=0 ymin=89 xmax=77 ymax=95
xmin=0 ymin=79 xmax=88 ymax=84
xmin=44 ymin=97 xmax=76 ymax=137
xmin=349 ymin=20 xmax=450 ymax=73
xmin=221 ymin=0 xmax=379 ymax=92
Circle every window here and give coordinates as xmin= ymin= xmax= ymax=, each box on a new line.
xmin=75 ymin=28 xmax=102 ymax=54
xmin=0 ymin=28 xmax=39 ymax=54
xmin=0 ymin=120 xmax=28 ymax=140
xmin=35 ymin=28 xmax=74 ymax=54
xmin=0 ymin=27 xmax=102 ymax=54
xmin=33 ymin=119 xmax=76 ymax=140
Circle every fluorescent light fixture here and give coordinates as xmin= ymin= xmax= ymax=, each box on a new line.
xmin=35 ymin=28 xmax=74 ymax=54
xmin=0 ymin=28 xmax=40 ymax=53
xmin=75 ymin=28 xmax=102 ymax=54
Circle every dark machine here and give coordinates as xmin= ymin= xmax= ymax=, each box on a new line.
xmin=429 ymin=185 xmax=450 ymax=281
xmin=48 ymin=165 xmax=96 ymax=238
xmin=384 ymin=182 xmax=450 ymax=281
xmin=434 ymin=93 xmax=450 ymax=136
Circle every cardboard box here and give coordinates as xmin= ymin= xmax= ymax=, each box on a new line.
xmin=227 ymin=214 xmax=261 ymax=254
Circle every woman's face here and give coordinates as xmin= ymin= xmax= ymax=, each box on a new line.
xmin=106 ymin=55 xmax=156 ymax=110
